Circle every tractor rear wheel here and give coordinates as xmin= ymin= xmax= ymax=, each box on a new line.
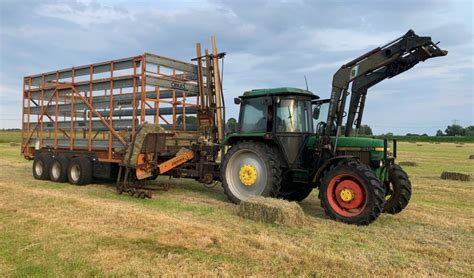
xmin=383 ymin=164 xmax=412 ymax=214
xmin=277 ymin=183 xmax=313 ymax=202
xmin=32 ymin=153 xmax=53 ymax=180
xmin=221 ymin=141 xmax=282 ymax=204
xmin=320 ymin=160 xmax=385 ymax=225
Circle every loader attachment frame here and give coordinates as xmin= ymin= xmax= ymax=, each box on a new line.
xmin=323 ymin=29 xmax=447 ymax=138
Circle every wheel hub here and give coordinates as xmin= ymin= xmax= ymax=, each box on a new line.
xmin=239 ymin=164 xmax=257 ymax=186
xmin=339 ymin=188 xmax=354 ymax=202
xmin=335 ymin=180 xmax=365 ymax=209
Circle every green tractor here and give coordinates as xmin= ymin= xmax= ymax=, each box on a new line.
xmin=221 ymin=30 xmax=447 ymax=225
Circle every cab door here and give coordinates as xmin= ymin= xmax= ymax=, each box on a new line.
xmin=274 ymin=97 xmax=313 ymax=168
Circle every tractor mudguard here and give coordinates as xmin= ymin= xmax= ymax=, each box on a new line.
xmin=312 ymin=155 xmax=358 ymax=184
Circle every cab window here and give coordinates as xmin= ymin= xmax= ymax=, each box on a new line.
xmin=276 ymin=99 xmax=312 ymax=133
xmin=240 ymin=98 xmax=268 ymax=132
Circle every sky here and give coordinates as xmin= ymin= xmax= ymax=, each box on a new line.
xmin=0 ymin=0 xmax=472 ymax=135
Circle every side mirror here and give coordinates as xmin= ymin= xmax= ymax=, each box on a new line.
xmin=312 ymin=106 xmax=321 ymax=119
xmin=234 ymin=98 xmax=241 ymax=105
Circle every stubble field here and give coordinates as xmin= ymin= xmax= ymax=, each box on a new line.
xmin=0 ymin=133 xmax=473 ymax=276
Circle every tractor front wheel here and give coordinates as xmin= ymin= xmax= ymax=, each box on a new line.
xmin=383 ymin=164 xmax=412 ymax=214
xmin=221 ymin=141 xmax=282 ymax=204
xmin=320 ymin=160 xmax=385 ymax=225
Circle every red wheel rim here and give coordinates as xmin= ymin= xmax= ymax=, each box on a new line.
xmin=326 ymin=174 xmax=367 ymax=217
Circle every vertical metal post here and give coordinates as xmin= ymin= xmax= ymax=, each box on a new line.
xmin=70 ymin=68 xmax=75 ymax=150
xmin=88 ymin=65 xmax=93 ymax=151
xmin=132 ymin=58 xmax=138 ymax=135
xmin=27 ymin=78 xmax=31 ymax=145
xmin=183 ymin=92 xmax=186 ymax=131
xmin=155 ymin=65 xmax=160 ymax=124
xmin=211 ymin=36 xmax=224 ymax=141
xmin=109 ymin=62 xmax=114 ymax=160
xmin=55 ymin=72 xmax=59 ymax=148
xmin=21 ymin=78 xmax=25 ymax=153
xmin=40 ymin=74 xmax=45 ymax=148
xmin=393 ymin=139 xmax=397 ymax=158
xmin=195 ymin=43 xmax=205 ymax=109
xmin=140 ymin=56 xmax=146 ymax=123
xmin=172 ymin=69 xmax=176 ymax=131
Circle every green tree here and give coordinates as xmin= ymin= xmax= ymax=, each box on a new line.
xmin=177 ymin=115 xmax=197 ymax=125
xmin=465 ymin=125 xmax=474 ymax=136
xmin=226 ymin=117 xmax=238 ymax=134
xmin=358 ymin=124 xmax=373 ymax=136
xmin=445 ymin=124 xmax=465 ymax=136
xmin=436 ymin=129 xmax=444 ymax=136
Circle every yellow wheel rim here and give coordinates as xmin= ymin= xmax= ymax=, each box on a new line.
xmin=339 ymin=188 xmax=354 ymax=202
xmin=239 ymin=164 xmax=257 ymax=186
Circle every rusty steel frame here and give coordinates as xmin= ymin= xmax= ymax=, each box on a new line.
xmin=21 ymin=47 xmax=222 ymax=163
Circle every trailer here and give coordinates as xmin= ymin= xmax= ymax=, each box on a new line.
xmin=22 ymin=38 xmax=225 ymax=197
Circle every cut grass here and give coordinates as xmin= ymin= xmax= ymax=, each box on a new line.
xmin=0 ymin=142 xmax=473 ymax=276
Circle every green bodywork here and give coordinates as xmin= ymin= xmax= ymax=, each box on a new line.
xmin=241 ymin=87 xmax=318 ymax=99
xmin=224 ymin=87 xmax=391 ymax=185
xmin=223 ymin=132 xmax=389 ymax=183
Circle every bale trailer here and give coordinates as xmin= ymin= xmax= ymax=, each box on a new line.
xmin=22 ymin=38 xmax=225 ymax=197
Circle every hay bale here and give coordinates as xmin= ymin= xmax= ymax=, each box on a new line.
xmin=238 ymin=197 xmax=304 ymax=227
xmin=399 ymin=161 xmax=418 ymax=167
xmin=417 ymin=144 xmax=423 ymax=146
xmin=9 ymin=142 xmax=19 ymax=147
xmin=440 ymin=171 xmax=471 ymax=182
xmin=469 ymin=155 xmax=474 ymax=159
xmin=456 ymin=145 xmax=463 ymax=148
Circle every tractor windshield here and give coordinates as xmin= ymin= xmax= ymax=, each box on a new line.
xmin=276 ymin=98 xmax=312 ymax=133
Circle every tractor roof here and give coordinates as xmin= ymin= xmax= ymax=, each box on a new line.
xmin=241 ymin=87 xmax=319 ymax=99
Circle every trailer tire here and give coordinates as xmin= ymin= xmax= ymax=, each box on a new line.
xmin=68 ymin=157 xmax=93 ymax=185
xmin=221 ymin=141 xmax=282 ymax=204
xmin=32 ymin=153 xmax=53 ymax=180
xmin=320 ymin=160 xmax=385 ymax=225
xmin=50 ymin=155 xmax=69 ymax=182
xmin=383 ymin=164 xmax=412 ymax=214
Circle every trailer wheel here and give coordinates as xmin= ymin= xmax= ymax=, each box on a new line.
xmin=32 ymin=153 xmax=53 ymax=180
xmin=383 ymin=164 xmax=412 ymax=214
xmin=221 ymin=141 xmax=282 ymax=204
xmin=320 ymin=160 xmax=385 ymax=225
xmin=68 ymin=157 xmax=93 ymax=185
xmin=50 ymin=155 xmax=69 ymax=182
xmin=277 ymin=183 xmax=313 ymax=202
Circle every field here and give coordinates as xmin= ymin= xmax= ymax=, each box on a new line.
xmin=0 ymin=132 xmax=473 ymax=276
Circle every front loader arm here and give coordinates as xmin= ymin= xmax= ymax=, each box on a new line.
xmin=324 ymin=29 xmax=447 ymax=137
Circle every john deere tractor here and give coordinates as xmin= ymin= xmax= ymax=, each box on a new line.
xmin=221 ymin=30 xmax=447 ymax=225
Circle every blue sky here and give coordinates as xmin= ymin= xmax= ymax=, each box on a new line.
xmin=0 ymin=0 xmax=472 ymax=134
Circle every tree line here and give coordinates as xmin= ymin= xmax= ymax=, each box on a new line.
xmin=114 ymin=115 xmax=474 ymax=137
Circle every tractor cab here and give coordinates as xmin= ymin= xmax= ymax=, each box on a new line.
xmin=230 ymin=87 xmax=318 ymax=168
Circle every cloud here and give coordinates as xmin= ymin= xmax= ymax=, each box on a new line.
xmin=35 ymin=1 xmax=131 ymax=27
xmin=0 ymin=0 xmax=472 ymax=134
xmin=304 ymin=29 xmax=400 ymax=52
